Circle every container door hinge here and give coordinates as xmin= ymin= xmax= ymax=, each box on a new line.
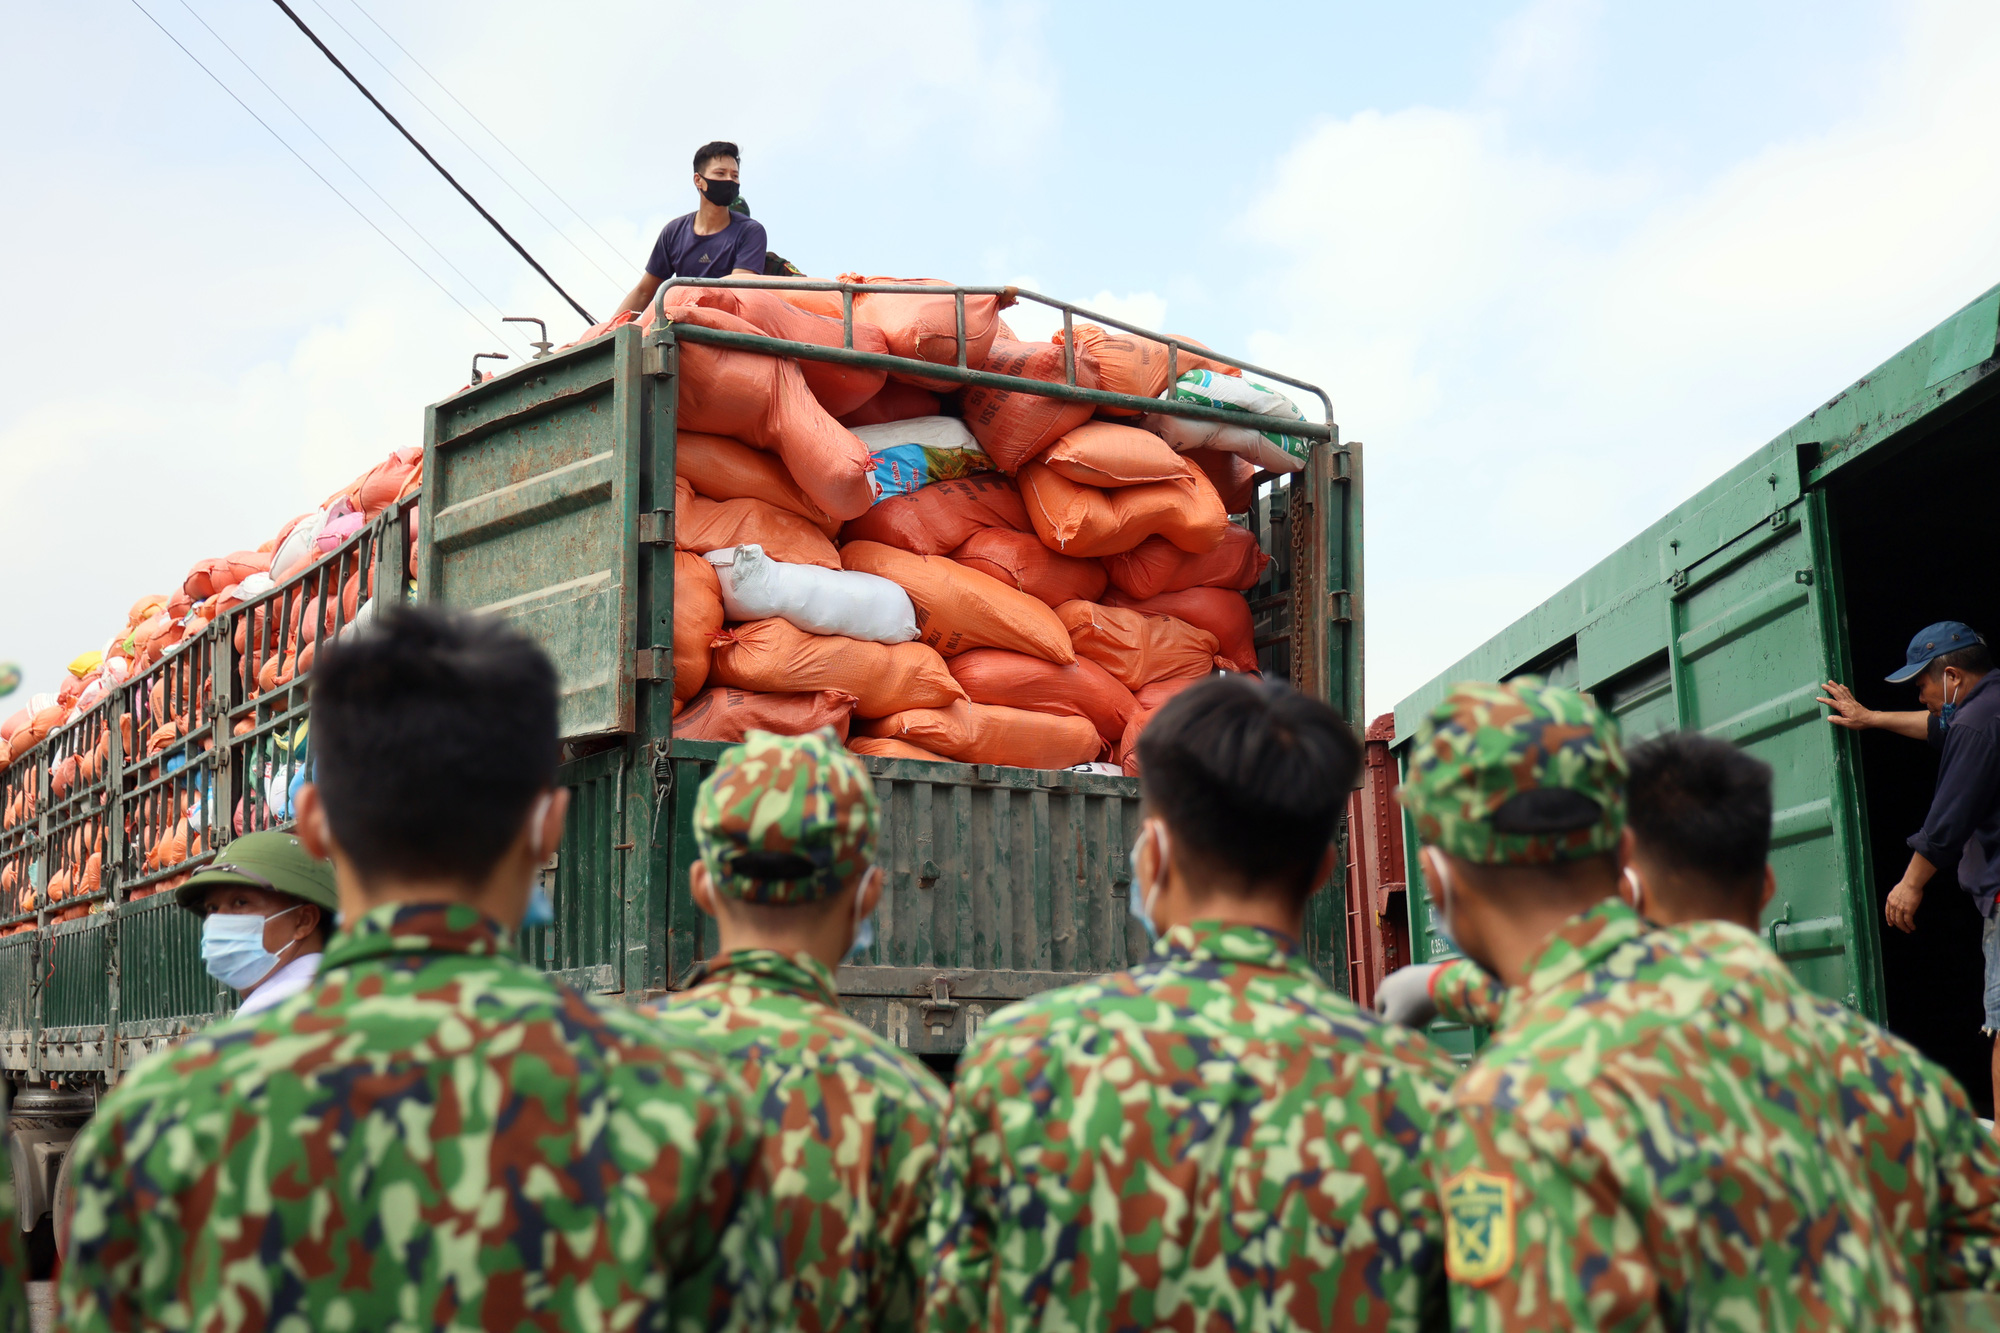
xmin=637 ymin=510 xmax=673 ymax=545
xmin=1331 ymin=449 xmax=1352 ymax=481
xmin=640 ymin=341 xmax=674 ymax=377
xmin=1328 ymin=590 xmax=1353 ymax=624
xmin=634 ymin=648 xmax=672 ymax=681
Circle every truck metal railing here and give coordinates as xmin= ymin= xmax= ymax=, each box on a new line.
xmin=650 ymin=276 xmax=1336 ymax=440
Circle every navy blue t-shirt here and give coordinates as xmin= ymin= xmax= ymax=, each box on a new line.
xmin=1913 ymin=671 xmax=2000 ymax=916
xmin=644 ymin=211 xmax=768 ymax=280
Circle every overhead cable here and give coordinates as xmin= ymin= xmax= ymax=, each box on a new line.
xmin=125 ymin=0 xmax=521 ymax=353
xmin=172 ymin=0 xmax=516 ymax=330
xmin=267 ymin=0 xmax=597 ymax=325
xmin=326 ymin=0 xmax=631 ymax=286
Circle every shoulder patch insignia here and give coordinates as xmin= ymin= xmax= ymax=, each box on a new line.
xmin=1444 ymin=1168 xmax=1516 ymax=1286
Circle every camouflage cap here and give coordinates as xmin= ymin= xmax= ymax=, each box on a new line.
xmin=1400 ymin=677 xmax=1627 ymax=865
xmin=693 ymin=728 xmax=879 ymax=904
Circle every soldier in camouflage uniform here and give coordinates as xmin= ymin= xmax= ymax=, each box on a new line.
xmin=1388 ymin=727 xmax=2000 ymax=1314
xmin=650 ymin=729 xmax=950 ymax=1333
xmin=1404 ymin=678 xmax=1917 ymax=1330
xmin=926 ymin=675 xmax=1460 ymax=1333
xmin=58 ymin=607 xmax=775 ymax=1332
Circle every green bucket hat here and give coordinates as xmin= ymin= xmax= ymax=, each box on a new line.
xmin=693 ymin=728 xmax=879 ymax=904
xmin=1400 ymin=677 xmax=1627 ymax=865
xmin=174 ymin=830 xmax=340 ymax=914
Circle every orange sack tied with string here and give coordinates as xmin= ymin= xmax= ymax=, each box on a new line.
xmin=1105 ymin=586 xmax=1259 ymax=674
xmin=1105 ymin=526 xmax=1271 ymax=600
xmin=961 ymin=339 xmax=1101 ymax=473
xmin=672 ymin=686 xmax=857 ymax=743
xmin=838 ymin=382 xmax=942 ymax=428
xmin=675 ymin=479 xmax=840 ymax=570
xmin=674 ymin=553 xmax=725 ymax=708
xmin=1050 ymin=324 xmax=1242 ymax=413
xmin=947 ymin=528 xmax=1107 ymax=608
xmin=707 ymin=618 xmax=964 ymax=718
xmin=1040 ymin=421 xmax=1188 ymax=487
xmin=840 ymin=474 xmax=1028 ymax=556
xmin=1018 ymin=461 xmax=1229 ymax=559
xmin=1186 ymin=447 xmax=1259 ymax=513
xmin=1058 ymin=600 xmax=1222 ymax=690
xmin=861 ymin=700 xmax=1102 ymax=770
xmin=662 ymin=306 xmax=878 ymax=521
xmin=947 ymin=648 xmax=1136 ymax=748
xmin=675 ymin=432 xmax=840 ymax=536
xmin=658 ymin=284 xmax=889 ymax=418
xmin=848 ymin=735 xmax=953 ymax=763
xmin=840 ymin=275 xmax=1004 ymax=391
xmin=840 ymin=542 xmax=1074 ymax=663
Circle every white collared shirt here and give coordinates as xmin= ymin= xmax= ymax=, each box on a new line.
xmin=234 ymin=951 xmax=323 ymax=1019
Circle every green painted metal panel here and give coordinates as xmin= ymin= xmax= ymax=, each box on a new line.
xmin=419 ymin=328 xmax=644 ymax=738
xmin=116 ymin=896 xmax=220 ymax=1026
xmin=42 ymin=915 xmax=111 ymax=1031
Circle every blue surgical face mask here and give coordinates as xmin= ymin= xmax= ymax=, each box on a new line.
xmin=523 ymin=882 xmax=555 ymax=929
xmin=1423 ymin=850 xmax=1463 ymax=954
xmin=1127 ymin=825 xmax=1165 ymax=944
xmin=202 ymin=905 xmax=300 ymax=991
xmin=844 ymin=869 xmax=881 ymax=965
xmin=1942 ymin=674 xmax=1962 ymax=728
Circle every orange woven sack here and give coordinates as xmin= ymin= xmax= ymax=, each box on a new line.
xmin=860 ymin=700 xmax=1102 ymax=769
xmin=1041 ymin=421 xmax=1186 ymax=487
xmin=127 ymin=593 xmax=169 ymax=628
xmin=671 ymin=686 xmax=857 ymax=743
xmin=961 ymin=339 xmax=1101 ymax=472
xmin=1186 ymin=447 xmax=1258 ymax=513
xmin=947 ymin=648 xmax=1136 ymax=748
xmin=847 ymin=735 xmax=951 ymax=763
xmin=1050 ymin=325 xmax=1242 ymax=414
xmin=948 ymin=528 xmax=1107 ymax=608
xmin=675 ymin=479 xmax=840 ymax=570
xmin=1058 ymin=600 xmax=1222 ymax=690
xmin=840 ymin=474 xmax=1028 ymax=556
xmin=1018 ymin=461 xmax=1229 ymax=559
xmin=1118 ymin=671 xmax=1216 ymax=775
xmin=840 ymin=275 xmax=1004 ymax=391
xmin=659 ymin=285 xmax=889 ymax=417
xmin=840 ymin=542 xmax=1074 ymax=663
xmin=675 ymin=553 xmax=725 ymax=706
xmin=707 ymin=618 xmax=964 ymax=718
xmin=676 ymin=432 xmax=840 ymax=536
xmin=662 ymin=306 xmax=877 ymax=521
xmin=1105 ymin=586 xmax=1259 ymax=674
xmin=837 ymin=382 xmax=943 ymax=428
xmin=343 ymin=447 xmax=423 ymax=518
xmin=1105 ymin=526 xmax=1271 ymax=600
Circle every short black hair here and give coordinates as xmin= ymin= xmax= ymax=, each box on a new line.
xmin=1136 ymin=675 xmax=1360 ymax=899
xmin=1626 ymin=732 xmax=1771 ymax=911
xmin=1928 ymin=642 xmax=1994 ymax=679
xmin=694 ymin=141 xmax=739 ymax=174
xmin=311 ymin=606 xmax=558 ymax=885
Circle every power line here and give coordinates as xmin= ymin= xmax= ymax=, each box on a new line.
xmin=172 ymin=0 xmax=516 ymax=331
xmin=322 ymin=0 xmax=631 ymax=288
xmin=124 ymin=0 xmax=522 ymax=355
xmin=266 ymin=0 xmax=597 ymax=325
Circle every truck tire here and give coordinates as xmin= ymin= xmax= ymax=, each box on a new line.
xmin=52 ymin=1139 xmax=75 ymax=1262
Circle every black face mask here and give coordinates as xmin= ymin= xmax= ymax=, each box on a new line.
xmin=701 ymin=177 xmax=740 ymax=208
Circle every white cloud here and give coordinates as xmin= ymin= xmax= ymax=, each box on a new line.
xmin=1484 ymin=0 xmax=1603 ymax=103
xmin=1001 ymin=285 xmax=1170 ymax=344
xmin=1248 ymin=0 xmax=2000 ymax=720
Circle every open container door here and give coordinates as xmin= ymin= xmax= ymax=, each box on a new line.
xmin=1661 ymin=447 xmax=1880 ymax=1018
xmin=418 ymin=326 xmax=645 ymax=738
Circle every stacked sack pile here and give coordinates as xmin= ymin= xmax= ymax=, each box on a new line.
xmin=0 ymin=446 xmax=423 ymax=923
xmin=621 ymin=276 xmax=1313 ymax=776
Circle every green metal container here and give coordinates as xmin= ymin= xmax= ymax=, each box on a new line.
xmin=1392 ymin=281 xmax=2000 ymax=1094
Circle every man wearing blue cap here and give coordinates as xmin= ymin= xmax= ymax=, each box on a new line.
xmin=1821 ymin=621 xmax=2000 ymax=1104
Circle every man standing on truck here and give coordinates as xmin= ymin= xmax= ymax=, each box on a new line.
xmin=925 ymin=676 xmax=1460 ymax=1333
xmin=1383 ymin=729 xmax=2000 ymax=1315
xmin=56 ymin=607 xmax=777 ymax=1332
xmin=1403 ymin=679 xmax=1918 ymax=1329
xmin=1819 ymin=622 xmax=2000 ymax=1115
xmin=174 ymin=830 xmax=337 ymax=1018
xmin=615 ymin=140 xmax=769 ymax=317
xmin=652 ymin=728 xmax=949 ymax=1333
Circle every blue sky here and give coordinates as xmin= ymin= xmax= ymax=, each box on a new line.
xmin=3 ymin=0 xmax=1995 ymax=719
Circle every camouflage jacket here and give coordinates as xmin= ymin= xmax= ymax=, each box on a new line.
xmin=58 ymin=902 xmax=776 ymax=1333
xmin=1434 ymin=898 xmax=1917 ymax=1331
xmin=925 ymin=919 xmax=1460 ymax=1333
xmin=1429 ymin=926 xmax=2000 ymax=1300
xmin=652 ymin=949 xmax=950 ymax=1333
xmin=0 ymin=1147 xmax=24 ymax=1333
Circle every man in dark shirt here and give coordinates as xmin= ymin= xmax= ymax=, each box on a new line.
xmin=615 ymin=139 xmax=769 ymax=316
xmin=1820 ymin=621 xmax=2000 ymax=1108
